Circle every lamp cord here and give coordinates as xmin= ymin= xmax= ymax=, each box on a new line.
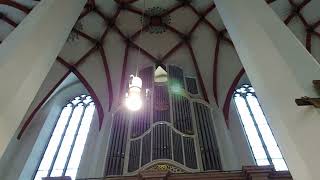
xmin=136 ymin=0 xmax=146 ymax=76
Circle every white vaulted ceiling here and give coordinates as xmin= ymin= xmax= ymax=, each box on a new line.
xmin=1 ymin=0 xmax=319 ymax=135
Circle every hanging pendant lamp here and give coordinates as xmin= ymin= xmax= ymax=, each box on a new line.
xmin=125 ymin=75 xmax=143 ymax=111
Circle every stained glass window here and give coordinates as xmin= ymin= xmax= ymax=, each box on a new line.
xmin=234 ymin=85 xmax=288 ymax=171
xmin=34 ymin=95 xmax=95 ymax=180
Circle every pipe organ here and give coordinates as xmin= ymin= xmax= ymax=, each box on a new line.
xmin=105 ymin=65 xmax=221 ymax=176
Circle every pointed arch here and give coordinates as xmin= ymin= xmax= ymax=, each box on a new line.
xmin=222 ymin=68 xmax=245 ymax=127
xmin=17 ymin=71 xmax=72 ymax=139
xmin=18 ymin=64 xmax=105 ymax=139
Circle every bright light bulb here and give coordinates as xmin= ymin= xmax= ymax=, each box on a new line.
xmin=125 ymin=75 xmax=143 ymax=111
xmin=125 ymin=94 xmax=142 ymax=111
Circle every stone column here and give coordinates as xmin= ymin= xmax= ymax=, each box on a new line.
xmin=214 ymin=0 xmax=320 ymax=179
xmin=0 ymin=0 xmax=87 ymax=158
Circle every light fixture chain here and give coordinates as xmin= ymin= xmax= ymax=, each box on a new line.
xmin=136 ymin=0 xmax=146 ymax=76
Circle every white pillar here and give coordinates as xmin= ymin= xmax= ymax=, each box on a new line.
xmin=0 ymin=0 xmax=86 ymax=158
xmin=214 ymin=0 xmax=320 ymax=179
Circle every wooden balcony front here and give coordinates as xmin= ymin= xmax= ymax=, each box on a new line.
xmin=44 ymin=166 xmax=292 ymax=180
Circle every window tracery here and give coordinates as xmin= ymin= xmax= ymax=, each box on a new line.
xmin=34 ymin=95 xmax=95 ymax=180
xmin=234 ymin=85 xmax=287 ymax=171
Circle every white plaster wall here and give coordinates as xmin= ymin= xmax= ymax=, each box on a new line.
xmin=211 ymin=105 xmax=241 ymax=170
xmin=0 ymin=94 xmax=60 ymax=180
xmin=192 ymin=23 xmax=216 ymax=105
xmin=228 ymin=100 xmax=256 ymax=166
xmin=217 ymin=41 xmax=243 ymax=107
xmin=18 ymin=61 xmax=76 ymax=133
xmin=0 ymin=0 xmax=87 ymax=158
xmin=0 ymin=81 xmax=111 ymax=180
xmin=18 ymin=101 xmax=64 ymax=180
xmin=77 ymin=111 xmax=113 ymax=179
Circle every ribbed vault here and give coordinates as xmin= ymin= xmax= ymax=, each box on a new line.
xmin=0 ymin=0 xmax=319 ymax=137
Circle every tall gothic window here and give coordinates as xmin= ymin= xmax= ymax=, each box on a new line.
xmin=234 ymin=85 xmax=288 ymax=171
xmin=34 ymin=95 xmax=95 ymax=180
